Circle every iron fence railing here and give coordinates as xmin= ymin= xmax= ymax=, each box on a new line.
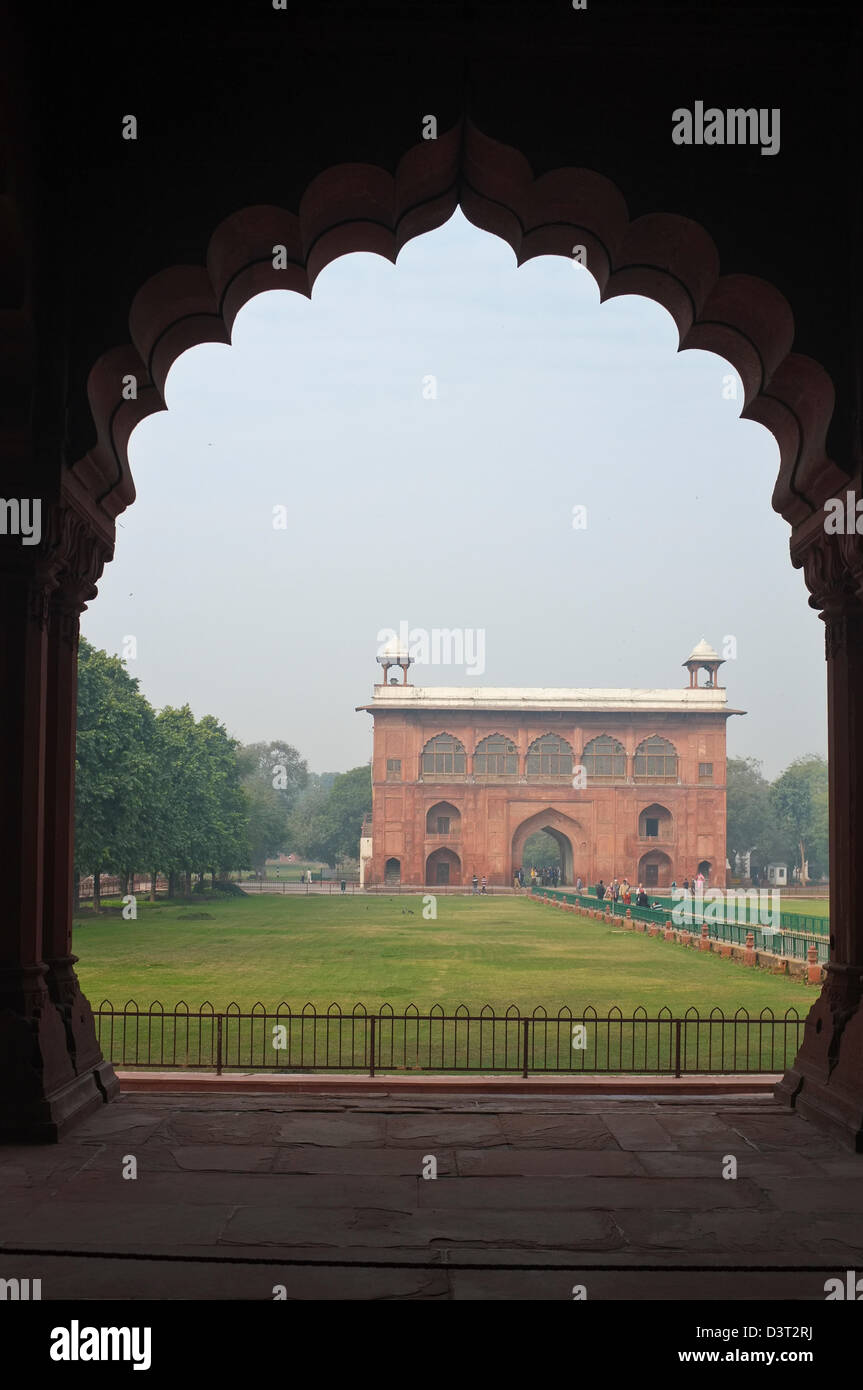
xmin=94 ymin=1001 xmax=805 ymax=1076
xmin=535 ymin=888 xmax=830 ymax=961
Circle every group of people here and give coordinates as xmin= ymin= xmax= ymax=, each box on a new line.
xmin=593 ymin=878 xmax=660 ymax=909
xmin=510 ymin=865 xmax=562 ymax=889
xmin=477 ymin=867 xmax=708 ymax=899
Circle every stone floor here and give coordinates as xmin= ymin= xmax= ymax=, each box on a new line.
xmin=2 ymin=1087 xmax=863 ymax=1299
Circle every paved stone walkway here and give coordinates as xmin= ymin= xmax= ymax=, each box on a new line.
xmin=2 ymin=1091 xmax=862 ymax=1299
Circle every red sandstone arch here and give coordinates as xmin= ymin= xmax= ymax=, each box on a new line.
xmin=512 ymin=807 xmax=587 ymax=887
xmin=426 ymin=846 xmax=461 ymax=887
xmin=638 ymin=849 xmax=674 ymax=889
xmin=75 ymin=119 xmax=846 ymax=532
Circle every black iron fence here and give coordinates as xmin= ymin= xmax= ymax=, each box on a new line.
xmin=94 ymin=1001 xmax=805 ymax=1076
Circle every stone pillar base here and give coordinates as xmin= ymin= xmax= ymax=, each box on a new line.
xmin=0 ymin=964 xmax=118 ymax=1143
xmin=0 ymin=1069 xmax=108 ymax=1144
xmin=776 ymin=964 xmax=863 ymax=1152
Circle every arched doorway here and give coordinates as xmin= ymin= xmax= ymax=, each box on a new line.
xmin=426 ymin=847 xmax=461 ymax=887
xmin=384 ymin=857 xmax=401 ymax=885
xmin=512 ymin=809 xmax=586 ymax=887
xmin=697 ymin=859 xmax=712 ymax=883
xmin=2 ymin=21 xmax=858 ymax=1147
xmin=638 ymin=850 xmax=673 ymax=889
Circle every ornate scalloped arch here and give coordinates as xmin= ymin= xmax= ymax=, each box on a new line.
xmin=76 ymin=119 xmax=845 ymax=529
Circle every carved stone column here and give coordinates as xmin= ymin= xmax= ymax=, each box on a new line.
xmin=0 ymin=501 xmax=117 ymax=1139
xmin=776 ymin=517 xmax=863 ymax=1149
xmin=42 ymin=511 xmax=119 ymax=1102
xmin=0 ymin=544 xmax=98 ymax=1138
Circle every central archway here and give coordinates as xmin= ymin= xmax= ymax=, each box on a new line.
xmin=511 ymin=808 xmax=587 ymax=887
xmin=6 ymin=83 xmax=853 ymax=1148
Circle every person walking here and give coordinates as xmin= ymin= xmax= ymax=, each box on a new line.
xmin=472 ymin=873 xmax=479 ymax=895
xmin=576 ymin=875 xmax=583 ymax=892
xmin=603 ymin=883 xmax=613 ymax=905
xmin=481 ymin=875 xmax=487 ymax=894
xmin=596 ymin=879 xmax=605 ymax=901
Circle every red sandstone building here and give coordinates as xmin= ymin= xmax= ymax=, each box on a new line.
xmin=358 ymin=641 xmax=741 ymax=890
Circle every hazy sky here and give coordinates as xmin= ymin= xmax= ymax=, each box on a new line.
xmin=82 ymin=210 xmax=827 ymax=781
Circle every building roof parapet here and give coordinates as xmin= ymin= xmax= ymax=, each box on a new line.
xmin=357 ymin=686 xmax=745 ymax=715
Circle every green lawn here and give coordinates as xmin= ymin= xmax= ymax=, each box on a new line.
xmin=74 ymin=893 xmax=814 ymax=1014
xmin=74 ymin=895 xmax=814 ymax=1073
xmin=773 ymin=896 xmax=830 ymax=918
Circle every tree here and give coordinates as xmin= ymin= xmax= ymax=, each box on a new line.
xmin=523 ymin=831 xmax=561 ymax=870
xmin=287 ymin=765 xmax=372 ymax=867
xmin=236 ymin=740 xmax=308 ymax=815
xmin=151 ymin=707 xmax=248 ymax=889
xmin=322 ymin=765 xmax=372 ymax=863
xmin=241 ymin=778 xmax=290 ymax=875
xmin=725 ymin=756 xmax=783 ymax=877
xmin=192 ymin=715 xmax=249 ymax=877
xmin=769 ymin=755 xmax=829 ymax=886
xmin=75 ymin=640 xmax=155 ymax=907
xmin=235 ymin=739 xmax=307 ymax=873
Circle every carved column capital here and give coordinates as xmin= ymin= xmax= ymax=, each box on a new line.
xmin=46 ymin=503 xmax=114 ymax=642
xmin=791 ymin=521 xmax=863 ymax=666
xmin=796 ymin=530 xmax=854 ymax=611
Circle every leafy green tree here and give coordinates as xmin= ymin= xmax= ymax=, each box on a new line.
xmin=769 ymin=754 xmax=829 ymax=885
xmin=192 ymin=715 xmax=249 ymax=877
xmin=725 ymin=756 xmax=784 ymax=878
xmin=151 ymin=707 xmax=248 ymax=889
xmin=235 ymin=739 xmax=308 ymax=873
xmin=322 ymin=765 xmax=372 ymax=863
xmin=237 ymin=740 xmax=308 ymax=815
xmin=522 ymin=831 xmax=561 ymax=870
xmin=288 ymin=765 xmax=371 ymax=867
xmin=75 ymin=640 xmax=155 ymax=907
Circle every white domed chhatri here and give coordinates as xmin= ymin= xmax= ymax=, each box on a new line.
xmin=683 ymin=638 xmax=725 ymax=689
xmin=378 ymin=635 xmax=410 ymax=662
xmin=685 ymin=638 xmax=720 ymax=664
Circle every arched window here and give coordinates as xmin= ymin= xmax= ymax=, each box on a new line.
xmin=633 ymin=735 xmax=678 ymax=783
xmin=638 ymin=803 xmax=673 ymax=839
xmin=582 ymin=734 xmax=626 ymax=781
xmin=526 ymin=734 xmax=573 ymax=777
xmin=421 ymin=733 xmax=466 ymax=776
xmin=426 ymin=801 xmax=461 ymax=835
xmin=474 ymin=734 xmax=518 ymax=776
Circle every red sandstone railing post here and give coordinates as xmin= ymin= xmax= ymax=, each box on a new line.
xmin=745 ymin=931 xmax=756 ymax=966
xmin=807 ymin=942 xmax=822 ymax=985
xmin=700 ymin=922 xmax=710 ymax=951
